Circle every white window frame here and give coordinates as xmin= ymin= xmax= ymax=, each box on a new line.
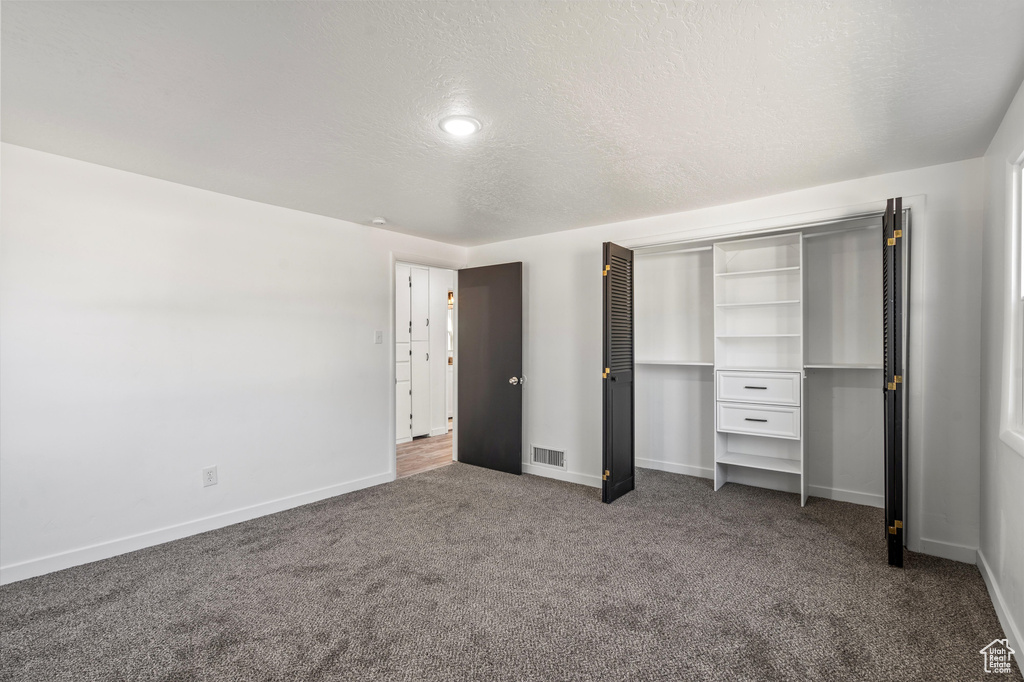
xmin=1001 ymin=151 xmax=1024 ymax=456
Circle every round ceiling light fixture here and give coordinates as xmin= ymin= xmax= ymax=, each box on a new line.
xmin=439 ymin=115 xmax=481 ymax=137
xmin=371 ymin=217 xmax=387 ymax=226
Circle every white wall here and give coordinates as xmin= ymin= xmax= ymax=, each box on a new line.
xmin=0 ymin=143 xmax=467 ymax=583
xmin=467 ymin=158 xmax=986 ymax=562
xmin=979 ymin=79 xmax=1024 ymax=654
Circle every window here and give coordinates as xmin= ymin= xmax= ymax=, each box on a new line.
xmin=1002 ymin=153 xmax=1024 ymax=455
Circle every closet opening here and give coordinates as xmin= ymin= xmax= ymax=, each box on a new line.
xmin=625 ymin=204 xmax=910 ymax=564
xmin=395 ymin=262 xmax=456 ymax=478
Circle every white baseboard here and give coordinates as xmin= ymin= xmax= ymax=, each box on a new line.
xmin=396 ymin=437 xmax=412 ymax=445
xmin=978 ymin=549 xmax=1023 ymax=655
xmin=636 ymin=457 xmax=713 ymax=479
xmin=918 ymin=537 xmax=978 ymax=565
xmin=522 ymin=463 xmax=601 ymax=488
xmin=429 ymin=426 xmax=448 ymax=437
xmin=0 ymin=470 xmax=395 ymax=586
xmin=806 ymin=485 xmax=883 ymax=508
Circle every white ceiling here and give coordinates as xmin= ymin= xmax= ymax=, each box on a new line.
xmin=3 ymin=1 xmax=1023 ymax=246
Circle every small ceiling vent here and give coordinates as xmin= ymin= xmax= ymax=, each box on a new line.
xmin=531 ymin=446 xmax=565 ymax=470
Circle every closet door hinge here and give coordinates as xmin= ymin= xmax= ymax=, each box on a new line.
xmin=888 ymin=520 xmax=903 ymax=534
xmin=886 ymin=375 xmax=903 ymax=390
xmin=602 ymin=264 xmax=610 ymax=277
xmin=887 ymin=230 xmax=902 ymax=246
xmin=603 ymin=469 xmax=610 ymax=481
xmin=602 ymin=367 xmax=610 ymax=378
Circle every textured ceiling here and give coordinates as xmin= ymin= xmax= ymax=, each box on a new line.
xmin=3 ymin=1 xmax=1024 ymax=246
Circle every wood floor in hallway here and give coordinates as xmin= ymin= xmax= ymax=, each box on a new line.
xmin=396 ymin=427 xmax=453 ymax=478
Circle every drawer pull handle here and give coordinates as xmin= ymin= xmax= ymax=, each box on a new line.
xmin=744 ymin=385 xmax=768 ymax=390
xmin=744 ymin=418 xmax=768 ymax=422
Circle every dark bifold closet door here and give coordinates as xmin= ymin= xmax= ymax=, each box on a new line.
xmin=602 ymin=242 xmax=635 ymax=503
xmin=882 ymin=198 xmax=907 ymax=567
xmin=457 ymin=262 xmax=523 ymax=475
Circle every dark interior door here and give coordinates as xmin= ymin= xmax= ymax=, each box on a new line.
xmin=602 ymin=242 xmax=635 ymax=503
xmin=457 ymin=262 xmax=523 ymax=475
xmin=883 ymin=198 xmax=906 ymax=567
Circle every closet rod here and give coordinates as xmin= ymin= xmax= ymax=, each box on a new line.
xmin=639 ymin=245 xmax=713 ymax=256
xmin=802 ymin=224 xmax=880 ymax=239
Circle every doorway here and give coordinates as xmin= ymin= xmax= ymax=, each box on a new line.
xmin=395 ymin=262 xmax=456 ymax=478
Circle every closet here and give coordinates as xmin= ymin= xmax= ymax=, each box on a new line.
xmin=634 ymin=215 xmax=888 ymax=507
xmin=396 ymin=264 xmax=430 ymax=442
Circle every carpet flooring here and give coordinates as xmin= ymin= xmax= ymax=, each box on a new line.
xmin=0 ymin=466 xmax=1017 ymax=681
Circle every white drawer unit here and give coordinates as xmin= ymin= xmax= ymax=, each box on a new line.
xmin=717 ymin=402 xmax=801 ymax=440
xmin=716 ymin=370 xmax=801 ymax=406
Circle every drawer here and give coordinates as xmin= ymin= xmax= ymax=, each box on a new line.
xmin=717 ymin=371 xmax=801 ymax=406
xmin=717 ymin=402 xmax=801 ymax=440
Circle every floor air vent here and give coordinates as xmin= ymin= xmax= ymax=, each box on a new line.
xmin=531 ymin=446 xmax=566 ymax=470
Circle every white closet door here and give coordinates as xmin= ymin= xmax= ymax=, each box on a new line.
xmin=396 ymin=264 xmax=412 ymax=442
xmin=411 ymin=267 xmax=429 ymax=341
xmin=396 ymin=380 xmax=412 ymax=442
xmin=396 ymin=264 xmax=411 ymax=344
xmin=411 ymin=340 xmax=430 ymax=436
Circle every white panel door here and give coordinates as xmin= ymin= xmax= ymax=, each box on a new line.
xmin=411 ymin=340 xmax=430 ymax=436
xmin=396 ymin=380 xmax=412 ymax=442
xmin=396 ymin=264 xmax=411 ymax=344
xmin=396 ymin=264 xmax=412 ymax=443
xmin=411 ymin=267 xmax=429 ymax=342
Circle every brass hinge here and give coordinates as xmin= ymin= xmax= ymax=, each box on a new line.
xmin=895 ymin=375 xmax=902 ymax=383
xmin=603 ymin=469 xmax=610 ymax=481
xmin=603 ymin=367 xmax=610 ymax=378
xmin=602 ymin=264 xmax=610 ymax=277
xmin=887 ymin=382 xmax=896 ymax=391
xmin=888 ymin=520 xmax=903 ymax=535
xmin=887 ymin=229 xmax=903 ymax=246
xmin=887 ymin=376 xmax=902 ymax=390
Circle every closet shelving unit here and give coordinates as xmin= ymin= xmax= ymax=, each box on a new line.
xmin=712 ymin=234 xmax=806 ymax=504
xmin=633 ymin=216 xmax=885 ymax=507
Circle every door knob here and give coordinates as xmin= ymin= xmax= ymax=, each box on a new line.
xmin=509 ymin=377 xmax=519 ymax=385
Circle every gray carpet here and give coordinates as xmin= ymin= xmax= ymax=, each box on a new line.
xmin=0 ymin=465 xmax=1018 ymax=682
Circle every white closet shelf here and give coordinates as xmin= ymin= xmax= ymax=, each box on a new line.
xmin=804 ymin=363 xmax=883 ymax=370
xmin=716 ymin=451 xmax=801 ymax=474
xmin=714 ymin=266 xmax=800 ymax=278
xmin=717 ymin=367 xmax=803 ymax=373
xmin=715 ymin=299 xmax=800 ymax=308
xmin=637 ymin=360 xmax=714 ymax=366
xmin=715 ymin=333 xmax=800 ymax=338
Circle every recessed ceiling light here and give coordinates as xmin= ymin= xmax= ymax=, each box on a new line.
xmin=440 ymin=116 xmax=481 ymax=137
xmin=372 ymin=217 xmax=387 ymax=225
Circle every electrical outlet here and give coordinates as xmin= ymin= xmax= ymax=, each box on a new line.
xmin=202 ymin=466 xmax=218 ymax=487
xmin=374 ymin=330 xmax=383 ymax=344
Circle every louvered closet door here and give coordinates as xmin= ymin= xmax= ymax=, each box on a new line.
xmin=882 ymin=198 xmax=907 ymax=568
xmin=602 ymin=242 xmax=635 ymax=503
